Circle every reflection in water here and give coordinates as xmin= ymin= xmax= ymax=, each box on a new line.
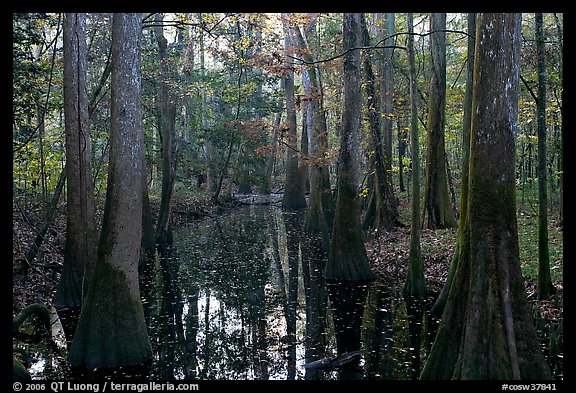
xmin=403 ymin=296 xmax=426 ymax=379
xmin=326 ymin=281 xmax=369 ymax=380
xmin=283 ymin=211 xmax=301 ymax=380
xmin=301 ymin=230 xmax=329 ymax=380
xmin=363 ymin=283 xmax=395 ymax=379
xmin=24 ymin=205 xmax=413 ymax=380
xmin=146 ymin=205 xmax=410 ymax=380
xmin=23 ymin=205 xmax=562 ymax=380
xmin=154 ymin=205 xmax=303 ymax=379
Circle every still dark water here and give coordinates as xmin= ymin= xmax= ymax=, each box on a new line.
xmin=26 ymin=204 xmax=562 ymax=380
xmin=140 ymin=204 xmax=415 ymax=380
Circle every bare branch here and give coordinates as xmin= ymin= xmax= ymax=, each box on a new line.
xmin=288 ymin=29 xmax=472 ymax=66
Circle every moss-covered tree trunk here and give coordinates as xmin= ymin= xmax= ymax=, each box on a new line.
xmin=55 ymin=13 xmax=98 ymax=341
xmin=422 ymin=13 xmax=457 ymax=230
xmin=325 ymin=13 xmax=376 ymax=282
xmin=535 ymin=13 xmax=555 ymax=300
xmin=68 ymin=13 xmax=152 ymax=370
xmin=325 ymin=15 xmax=376 ymax=375
xmin=281 ymin=13 xmax=306 ymax=210
xmin=420 ymin=13 xmax=551 ymax=380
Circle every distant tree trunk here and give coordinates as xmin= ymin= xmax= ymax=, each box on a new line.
xmin=248 ymin=20 xmax=270 ymax=195
xmin=281 ymin=13 xmax=306 ymax=210
xmin=265 ymin=110 xmax=282 ymax=191
xmin=403 ymin=13 xmax=426 ymax=300
xmin=430 ymin=13 xmax=475 ymax=322
xmin=402 ymin=15 xmax=427 ymax=377
xmin=25 ymin=166 xmax=66 ymax=265
xmin=422 ymin=13 xmax=457 ymax=229
xmin=55 ymin=13 xmax=97 ymax=316
xmin=292 ymin=17 xmax=334 ymax=248
xmin=299 ymin=88 xmax=310 ymax=194
xmin=199 ymin=13 xmax=216 ymax=194
xmin=553 ymin=13 xmax=563 ymax=228
xmin=154 ymin=14 xmax=178 ymax=248
xmin=325 ymin=13 xmax=376 ymax=282
xmin=238 ymin=147 xmax=252 ymax=194
xmin=535 ymin=13 xmax=555 ymax=300
xmin=359 ymin=14 xmax=398 ymax=232
xmin=68 ymin=13 xmax=152 ymax=370
xmin=381 ymin=13 xmax=395 ymax=175
xmin=421 ymin=13 xmax=551 ymax=380
xmin=398 ymin=121 xmax=407 ymax=192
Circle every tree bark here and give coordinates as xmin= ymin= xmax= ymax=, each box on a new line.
xmin=68 ymin=13 xmax=152 ymax=370
xmin=535 ymin=13 xmax=555 ymax=300
xmin=403 ymin=13 xmax=426 ymax=299
xmin=55 ymin=13 xmax=97 ymax=311
xmin=325 ymin=13 xmax=376 ymax=282
xmin=197 ymin=14 xmax=217 ymax=195
xmin=291 ymin=17 xmax=334 ymax=248
xmin=421 ymin=13 xmax=551 ymax=380
xmin=381 ymin=13 xmax=395 ymax=175
xmin=430 ymin=12 xmax=476 ymax=321
xmin=359 ymin=14 xmax=398 ymax=232
xmin=422 ymin=13 xmax=457 ymax=229
xmin=154 ymin=14 xmax=178 ymax=248
xmin=281 ymin=13 xmax=306 ymax=210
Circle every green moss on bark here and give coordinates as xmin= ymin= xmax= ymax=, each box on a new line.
xmin=68 ymin=261 xmax=152 ymax=369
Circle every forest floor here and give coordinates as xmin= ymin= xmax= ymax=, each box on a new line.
xmin=13 ymin=189 xmax=563 ymax=345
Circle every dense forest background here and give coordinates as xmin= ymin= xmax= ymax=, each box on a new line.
xmin=13 ymin=13 xmax=563 ymax=381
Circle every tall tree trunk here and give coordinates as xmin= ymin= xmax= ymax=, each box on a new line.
xmin=421 ymin=13 xmax=551 ymax=380
xmin=403 ymin=15 xmax=428 ymax=375
xmin=55 ymin=13 xmax=97 ymax=315
xmin=381 ymin=13 xmax=395 ymax=175
xmin=299 ymin=88 xmax=310 ymax=194
xmin=281 ymin=14 xmax=306 ymax=210
xmin=422 ymin=13 xmax=457 ymax=229
xmin=535 ymin=13 xmax=555 ymax=300
xmin=291 ymin=17 xmax=334 ymax=247
xmin=403 ymin=13 xmax=426 ymax=300
xmin=553 ymin=13 xmax=563 ymax=228
xmin=325 ymin=13 xmax=376 ymax=282
xmin=154 ymin=14 xmax=178 ymax=248
xmin=430 ymin=13 xmax=476 ymax=322
xmin=199 ymin=13 xmax=217 ymax=194
xmin=68 ymin=13 xmax=152 ymax=370
xmin=360 ymin=14 xmax=398 ymax=232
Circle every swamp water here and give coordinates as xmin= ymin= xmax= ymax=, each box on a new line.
xmin=21 ymin=204 xmax=561 ymax=380
xmin=140 ymin=205 xmax=416 ymax=380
